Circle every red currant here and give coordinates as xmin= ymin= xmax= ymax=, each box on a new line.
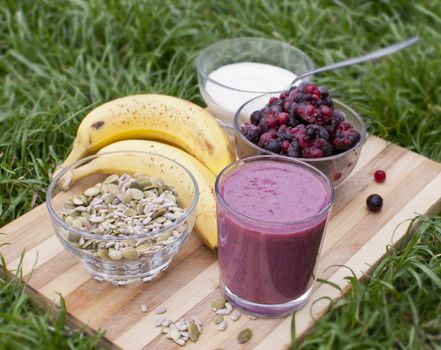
xmin=374 ymin=170 xmax=386 ymax=183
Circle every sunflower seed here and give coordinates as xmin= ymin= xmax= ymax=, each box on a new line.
xmin=225 ymin=302 xmax=233 ymax=312
xmin=176 ymin=322 xmax=187 ymax=331
xmin=161 ymin=319 xmax=172 ymax=327
xmin=155 ymin=318 xmax=165 ymax=327
xmin=155 ymin=306 xmax=167 ymax=314
xmin=231 ymin=310 xmax=241 ymax=321
xmin=216 ymin=308 xmax=231 ymax=316
xmin=191 ymin=316 xmax=202 ymax=326
xmin=140 ymin=304 xmax=148 ymax=313
xmin=218 ymin=319 xmax=227 ymax=332
xmin=108 ymin=248 xmax=123 ymax=261
xmin=175 ymin=338 xmax=185 ymax=346
xmin=104 ymin=174 xmax=119 ymax=184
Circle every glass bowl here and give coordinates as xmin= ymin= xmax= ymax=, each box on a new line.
xmin=46 ymin=151 xmax=199 ymax=285
xmin=196 ymin=37 xmax=314 ymax=128
xmin=234 ymin=94 xmax=367 ymax=187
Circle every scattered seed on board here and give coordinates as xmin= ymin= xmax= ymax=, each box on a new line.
xmin=175 ymin=339 xmax=186 ymax=346
xmin=237 ymin=328 xmax=253 ymax=344
xmin=169 ymin=325 xmax=181 ymax=341
xmin=188 ymin=322 xmax=200 ymax=342
xmin=225 ymin=302 xmax=232 ymax=312
xmin=155 ymin=318 xmax=165 ymax=327
xmin=231 ymin=310 xmax=241 ymax=321
xmin=140 ymin=304 xmax=148 ymax=313
xmin=216 ymin=308 xmax=231 ymax=315
xmin=191 ymin=315 xmax=202 ymax=326
xmin=212 ymin=296 xmax=226 ymax=311
xmin=155 ymin=306 xmax=167 ymax=314
xmin=161 ymin=319 xmax=172 ymax=327
xmin=218 ymin=319 xmax=228 ymax=332
xmin=213 ymin=314 xmax=224 ymax=325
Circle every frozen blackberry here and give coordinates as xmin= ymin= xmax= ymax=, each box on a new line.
xmin=241 ymin=124 xmax=261 ymax=144
xmin=259 ymin=115 xmax=278 ymax=132
xmin=250 ymin=110 xmax=263 ymax=125
xmin=244 ymin=83 xmax=361 ymax=158
xmin=258 ymin=130 xmax=278 ymax=148
xmin=266 ymin=140 xmax=282 ymax=153
xmin=333 ymin=122 xmax=361 ymax=152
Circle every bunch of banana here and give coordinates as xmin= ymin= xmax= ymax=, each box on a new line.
xmin=58 ymin=94 xmax=235 ymax=175
xmin=57 ymin=94 xmax=235 ymax=250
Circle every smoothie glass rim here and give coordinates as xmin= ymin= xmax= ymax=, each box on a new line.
xmin=215 ymin=155 xmax=335 ymax=226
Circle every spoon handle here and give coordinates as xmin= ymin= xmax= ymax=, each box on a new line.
xmin=292 ymin=36 xmax=419 ymax=85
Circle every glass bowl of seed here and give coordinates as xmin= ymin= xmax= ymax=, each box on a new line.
xmin=46 ymin=151 xmax=199 ymax=285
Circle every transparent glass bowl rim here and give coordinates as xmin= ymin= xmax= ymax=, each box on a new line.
xmin=195 ymin=37 xmax=315 ymax=94
xmin=234 ymin=94 xmax=367 ymax=162
xmin=215 ymin=155 xmax=335 ymax=226
xmin=46 ymin=151 xmax=200 ymax=241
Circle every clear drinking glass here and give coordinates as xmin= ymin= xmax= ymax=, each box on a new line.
xmin=46 ymin=151 xmax=199 ymax=285
xmin=196 ymin=38 xmax=314 ymax=128
xmin=234 ymin=95 xmax=367 ymax=187
xmin=215 ymin=155 xmax=334 ymax=317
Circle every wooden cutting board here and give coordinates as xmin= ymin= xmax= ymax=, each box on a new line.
xmin=1 ymin=135 xmax=441 ymax=350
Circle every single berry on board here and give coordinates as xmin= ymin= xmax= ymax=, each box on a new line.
xmin=366 ymin=194 xmax=383 ymax=213
xmin=374 ymin=170 xmax=386 ymax=183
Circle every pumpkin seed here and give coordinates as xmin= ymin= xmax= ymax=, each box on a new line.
xmin=84 ymin=186 xmax=101 ymax=197
xmin=73 ymin=196 xmax=84 ymax=206
xmin=104 ymin=174 xmax=119 ymax=184
xmin=237 ymin=328 xmax=252 ymax=344
xmin=213 ymin=314 xmax=224 ymax=324
xmin=188 ymin=322 xmax=200 ymax=342
xmin=121 ymin=247 xmax=138 ymax=261
xmin=212 ymin=296 xmax=226 ymax=310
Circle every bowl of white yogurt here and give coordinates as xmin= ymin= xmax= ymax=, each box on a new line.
xmin=196 ymin=38 xmax=314 ymax=128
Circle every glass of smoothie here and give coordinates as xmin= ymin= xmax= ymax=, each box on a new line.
xmin=215 ymin=155 xmax=334 ymax=317
xmin=196 ymin=38 xmax=314 ymax=128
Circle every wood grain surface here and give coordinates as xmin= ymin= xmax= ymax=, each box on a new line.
xmin=1 ymin=135 xmax=441 ymax=350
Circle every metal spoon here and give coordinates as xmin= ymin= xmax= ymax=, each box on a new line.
xmin=291 ymin=36 xmax=419 ymax=86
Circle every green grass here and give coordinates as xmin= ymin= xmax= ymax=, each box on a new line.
xmin=0 ymin=0 xmax=440 ymax=349
xmin=296 ymin=215 xmax=441 ymax=350
xmin=0 ymin=252 xmax=103 ymax=349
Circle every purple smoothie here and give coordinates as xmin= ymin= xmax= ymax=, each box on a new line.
xmin=216 ymin=159 xmax=332 ymax=310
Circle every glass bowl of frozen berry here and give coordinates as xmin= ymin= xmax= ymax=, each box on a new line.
xmin=234 ymin=83 xmax=367 ymax=187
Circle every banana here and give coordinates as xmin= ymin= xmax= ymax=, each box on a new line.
xmin=59 ymin=94 xmax=235 ymax=175
xmin=65 ymin=141 xmax=218 ymax=250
